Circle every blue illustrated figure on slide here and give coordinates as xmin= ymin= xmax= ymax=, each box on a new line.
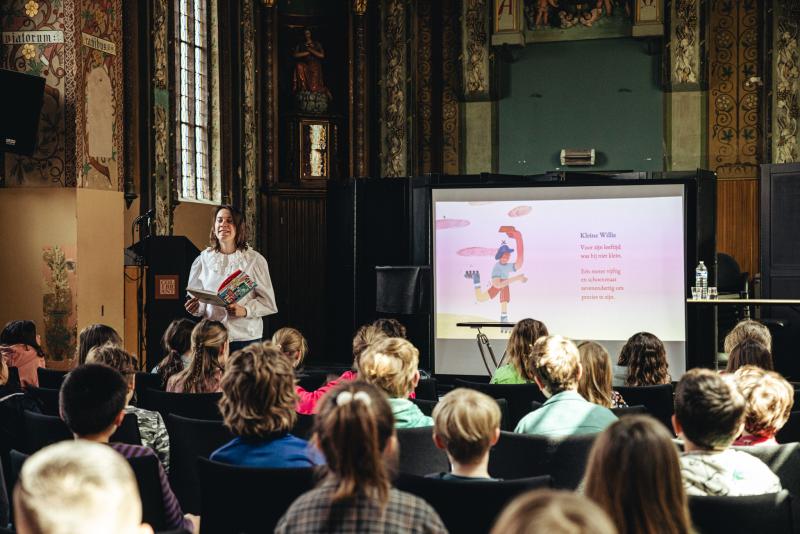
xmin=465 ymin=226 xmax=527 ymax=326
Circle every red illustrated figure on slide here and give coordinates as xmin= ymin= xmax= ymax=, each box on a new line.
xmin=464 ymin=226 xmax=527 ymax=326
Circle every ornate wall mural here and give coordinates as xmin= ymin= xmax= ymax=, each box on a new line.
xmin=41 ymin=244 xmax=77 ymax=362
xmin=380 ymin=0 xmax=408 ymax=177
xmin=416 ymin=0 xmax=432 ymax=175
xmin=0 ymin=0 xmax=75 ymax=187
xmin=463 ymin=0 xmax=490 ymax=100
xmin=152 ymin=0 xmax=172 ymax=235
xmin=242 ymin=0 xmax=258 ymax=248
xmin=773 ymin=0 xmax=800 ymax=164
xmin=441 ymin=0 xmax=460 ymax=174
xmin=708 ymin=0 xmax=761 ymax=180
xmin=670 ymin=0 xmax=700 ymax=87
xmin=76 ymin=0 xmax=122 ymax=190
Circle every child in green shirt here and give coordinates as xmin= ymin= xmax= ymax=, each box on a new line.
xmin=491 ymin=318 xmax=548 ymax=384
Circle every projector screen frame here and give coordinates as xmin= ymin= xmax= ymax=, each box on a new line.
xmin=418 ymin=171 xmax=716 ymax=379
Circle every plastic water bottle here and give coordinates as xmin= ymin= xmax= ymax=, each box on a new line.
xmin=695 ymin=261 xmax=708 ymax=299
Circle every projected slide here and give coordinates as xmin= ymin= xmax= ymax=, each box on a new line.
xmin=432 ymin=184 xmax=687 ymax=374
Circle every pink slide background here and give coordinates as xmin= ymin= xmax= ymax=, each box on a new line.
xmin=434 ymin=196 xmax=686 ymax=341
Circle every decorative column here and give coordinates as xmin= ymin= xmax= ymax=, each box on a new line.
xmin=462 ymin=0 xmax=495 ymax=174
xmin=241 ymin=0 xmax=258 ymax=247
xmin=441 ymin=0 xmax=460 ymax=174
xmin=664 ymin=0 xmax=704 ymax=171
xmin=351 ymin=0 xmax=369 ymax=177
xmin=379 ymin=0 xmax=411 ymax=177
xmin=152 ymin=0 xmax=173 ymax=235
xmin=772 ymin=0 xmax=800 ymax=164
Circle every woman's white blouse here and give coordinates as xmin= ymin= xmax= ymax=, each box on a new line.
xmin=187 ymin=247 xmax=277 ymax=341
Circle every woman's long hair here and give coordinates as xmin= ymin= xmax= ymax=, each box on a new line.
xmin=313 ymin=382 xmax=395 ymax=507
xmin=77 ymin=324 xmax=122 ymax=365
xmin=170 ymin=320 xmax=228 ymax=393
xmin=584 ymin=416 xmax=691 ymax=534
xmin=577 ymin=341 xmax=614 ymax=408
xmin=619 ymin=332 xmax=670 ymax=386
xmin=157 ymin=319 xmax=195 ymax=387
xmin=1 ymin=320 xmax=45 ymax=357
xmin=726 ymin=339 xmax=773 ymax=372
xmin=507 ymin=318 xmax=548 ymax=380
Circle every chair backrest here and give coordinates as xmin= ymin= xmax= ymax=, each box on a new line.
xmin=611 ymin=405 xmax=648 ymax=417
xmin=688 ymin=491 xmax=793 ymax=534
xmin=139 ymin=388 xmax=222 ymax=420
xmin=292 ymin=413 xmax=315 ymax=440
xmin=135 ymin=372 xmax=165 ymax=403
xmin=25 ymin=386 xmax=60 ymax=416
xmin=198 ymin=457 xmax=315 ymax=534
xmin=6 ymin=367 xmax=20 ymax=391
xmin=396 ymin=427 xmax=449 ymax=476
xmin=414 ymin=377 xmax=438 ymax=401
xmin=128 ymin=453 xmax=169 ymax=532
xmin=36 ymin=368 xmax=68 ymax=389
xmin=613 ymin=384 xmax=674 ymax=431
xmin=111 ymin=413 xmax=143 ymax=446
xmin=735 ymin=442 xmax=800 ymax=498
xmin=454 ymin=379 xmax=546 ymax=429
xmin=411 ymin=398 xmax=437 ymax=416
xmin=777 ymin=411 xmax=800 ymax=444
xmin=395 ymin=473 xmax=552 ymax=534
xmin=165 ymin=414 xmax=233 ymax=514
xmin=23 ymin=410 xmax=71 ymax=453
xmin=488 ymin=431 xmax=597 ymax=489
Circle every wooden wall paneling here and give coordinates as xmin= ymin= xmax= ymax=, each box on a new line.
xmin=716 ymin=179 xmax=759 ymax=278
xmin=265 ymin=190 xmax=327 ymax=359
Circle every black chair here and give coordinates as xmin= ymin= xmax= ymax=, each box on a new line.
xmin=688 ymin=491 xmax=793 ymax=534
xmin=613 ymin=384 xmax=674 ymax=431
xmin=23 ymin=410 xmax=141 ymax=453
xmin=716 ymin=252 xmax=750 ymax=353
xmin=777 ymin=411 xmax=800 ymax=444
xmin=8 ymin=449 xmax=28 ymax=510
xmin=135 ymin=371 xmax=166 ymax=404
xmin=396 ymin=427 xmax=449 ymax=476
xmin=5 ymin=368 xmax=20 ymax=391
xmin=0 ymin=456 xmax=8 ymax=528
xmin=36 ymin=368 xmax=68 ymax=389
xmin=129 ymin=453 xmax=169 ymax=532
xmin=296 ymin=369 xmax=333 ymax=392
xmin=198 ymin=457 xmax=315 ymax=534
xmin=488 ymin=431 xmax=597 ymax=489
xmin=411 ymin=398 xmax=437 ymax=416
xmin=113 ymin=412 xmax=143 ymax=446
xmin=611 ymin=405 xmax=648 ymax=417
xmin=454 ymin=380 xmax=546 ymax=429
xmin=395 ymin=473 xmax=552 ymax=534
xmin=736 ymin=443 xmax=800 ymax=498
xmin=165 ymin=414 xmax=233 ymax=514
xmin=139 ymin=389 xmax=222 ymax=420
xmin=292 ymin=413 xmax=315 ymax=440
xmin=414 ymin=377 xmax=438 ymax=401
xmin=25 ymin=386 xmax=60 ymax=416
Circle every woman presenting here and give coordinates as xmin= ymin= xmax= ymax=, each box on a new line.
xmin=185 ymin=205 xmax=277 ymax=352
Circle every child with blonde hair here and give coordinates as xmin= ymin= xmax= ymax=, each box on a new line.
xmin=167 ymin=319 xmax=229 ymax=393
xmin=431 ymin=388 xmax=501 ymax=480
xmin=359 ymin=337 xmax=432 ymax=428
xmin=732 ymin=365 xmax=794 ymax=446
xmin=515 ymin=335 xmax=617 ymax=436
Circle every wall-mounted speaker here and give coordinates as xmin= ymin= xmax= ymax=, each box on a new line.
xmin=0 ymin=69 xmax=46 ymax=156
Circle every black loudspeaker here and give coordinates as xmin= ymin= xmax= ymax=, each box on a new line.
xmin=127 ymin=236 xmax=200 ymax=369
xmin=0 ymin=69 xmax=46 ymax=156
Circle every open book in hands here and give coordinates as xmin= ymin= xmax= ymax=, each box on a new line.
xmin=187 ymin=269 xmax=257 ymax=307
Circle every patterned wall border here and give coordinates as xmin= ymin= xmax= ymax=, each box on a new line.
xmin=416 ymin=0 xmax=433 ymax=175
xmin=241 ymin=0 xmax=258 ymax=248
xmin=152 ymin=0 xmax=172 ymax=234
xmin=462 ymin=0 xmax=490 ymax=101
xmin=351 ymin=3 xmax=368 ymax=177
xmin=441 ymin=0 xmax=460 ymax=174
xmin=669 ymin=0 xmax=701 ymax=89
xmin=772 ymin=0 xmax=800 ymax=164
xmin=380 ymin=0 xmax=408 ymax=177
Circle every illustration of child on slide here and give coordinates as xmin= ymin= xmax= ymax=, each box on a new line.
xmin=465 ymin=226 xmax=527 ymax=325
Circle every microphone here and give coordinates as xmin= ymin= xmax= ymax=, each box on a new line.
xmin=133 ymin=208 xmax=155 ymax=224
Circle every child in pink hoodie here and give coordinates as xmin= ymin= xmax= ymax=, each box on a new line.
xmin=1 ymin=320 xmax=46 ymax=389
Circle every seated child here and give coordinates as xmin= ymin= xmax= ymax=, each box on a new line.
xmin=673 ymin=368 xmax=782 ymax=496
xmin=167 ymin=319 xmax=228 ymax=393
xmin=77 ymin=323 xmax=122 ymax=365
xmin=59 ymin=363 xmax=197 ymax=531
xmin=726 ymin=340 xmax=774 ymax=373
xmin=515 ymin=335 xmax=617 ymax=436
xmin=491 ymin=489 xmax=616 ymax=534
xmin=724 ymin=319 xmax=772 ymax=354
xmin=372 ymin=317 xmax=408 ymax=339
xmin=431 ymin=388 xmax=500 ymax=480
xmin=152 ymin=318 xmax=195 ymax=387
xmin=576 ymin=341 xmax=627 ymax=409
xmin=617 ymin=332 xmax=671 ymax=387
xmin=732 ymin=365 xmax=793 ymax=446
xmin=359 ymin=337 xmax=433 ymax=428
xmin=491 ymin=318 xmax=548 ymax=384
xmin=0 ymin=320 xmax=46 ymax=388
xmin=13 ymin=440 xmax=153 ymax=534
xmin=211 ymin=343 xmax=322 ymax=467
xmin=86 ymin=343 xmax=171 ymax=471
xmin=276 ymin=382 xmax=446 ymax=533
